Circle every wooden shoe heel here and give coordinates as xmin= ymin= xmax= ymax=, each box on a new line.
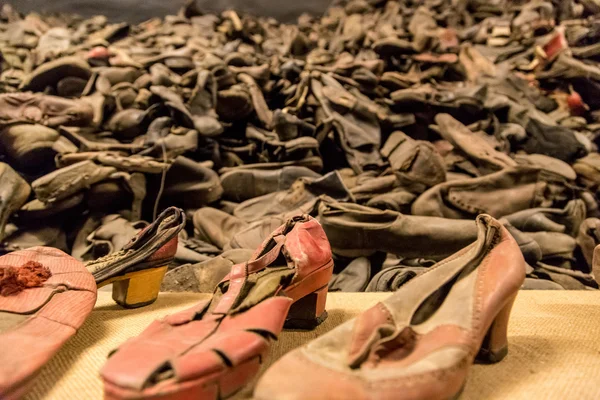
xmin=111 ymin=266 xmax=168 ymax=309
xmin=476 ymin=294 xmax=518 ymax=364
xmin=284 ymin=285 xmax=329 ymax=330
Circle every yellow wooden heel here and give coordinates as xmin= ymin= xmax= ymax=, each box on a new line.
xmin=111 ymin=266 xmax=168 ymax=309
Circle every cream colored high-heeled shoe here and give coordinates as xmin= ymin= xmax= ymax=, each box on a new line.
xmin=255 ymin=214 xmax=526 ymax=400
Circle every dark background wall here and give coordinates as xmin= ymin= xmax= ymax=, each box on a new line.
xmin=2 ymin=0 xmax=330 ymax=22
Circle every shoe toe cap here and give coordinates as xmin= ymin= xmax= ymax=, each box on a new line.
xmin=255 ymin=350 xmax=366 ymax=400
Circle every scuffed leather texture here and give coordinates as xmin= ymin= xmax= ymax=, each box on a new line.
xmin=20 ymin=56 xmax=91 ymax=92
xmin=434 ymin=114 xmax=516 ymax=175
xmin=503 ymin=199 xmax=585 ymax=237
xmin=0 ymin=124 xmax=59 ymax=168
xmin=193 ymin=207 xmax=248 ymax=249
xmin=32 ymin=160 xmax=117 ymax=203
xmin=0 ymin=247 xmax=97 ymax=399
xmin=232 ymin=171 xmax=351 ymax=223
xmin=413 ymin=166 xmax=571 ymax=219
xmin=101 ymin=215 xmax=333 ymax=400
xmin=160 ymin=156 xmax=224 ymax=210
xmin=56 ymin=152 xmax=171 ymax=173
xmin=311 ymin=75 xmax=385 ymax=174
xmin=514 ymin=153 xmax=576 ymax=181
xmin=227 ymin=216 xmax=287 ymax=251
xmin=381 ymin=131 xmax=446 ymax=189
xmin=0 ymin=92 xmax=93 ymax=127
xmin=318 ymin=197 xmax=478 ymax=261
xmin=255 ymin=215 xmax=526 ymax=400
xmin=220 ymin=166 xmax=321 ymax=202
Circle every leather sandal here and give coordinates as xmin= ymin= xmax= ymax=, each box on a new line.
xmin=100 ymin=215 xmax=333 ymax=400
xmin=255 ymin=214 xmax=526 ymax=400
xmin=86 ymin=206 xmax=185 ymax=308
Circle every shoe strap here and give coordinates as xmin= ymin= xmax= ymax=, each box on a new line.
xmin=212 ymin=234 xmax=286 ymax=315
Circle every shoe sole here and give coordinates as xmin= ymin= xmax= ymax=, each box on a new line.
xmin=104 ymin=354 xmax=263 ymax=400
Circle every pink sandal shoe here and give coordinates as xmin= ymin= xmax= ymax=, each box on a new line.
xmin=101 ymin=215 xmax=333 ymax=400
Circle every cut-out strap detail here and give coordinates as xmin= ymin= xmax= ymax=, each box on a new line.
xmin=212 ymin=235 xmax=286 ymax=315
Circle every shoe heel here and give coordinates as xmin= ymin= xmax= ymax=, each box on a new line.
xmin=284 ymin=285 xmax=329 ymax=330
xmin=112 ymin=266 xmax=168 ymax=309
xmin=476 ymin=294 xmax=517 ymax=364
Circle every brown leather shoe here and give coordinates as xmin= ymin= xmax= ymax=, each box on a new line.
xmin=100 ymin=215 xmax=333 ymax=400
xmin=0 ymin=124 xmax=60 ymax=170
xmin=318 ymin=196 xmax=478 ymax=261
xmin=220 ymin=166 xmax=321 ymax=202
xmin=0 ymin=163 xmax=31 ymax=242
xmin=0 ymin=247 xmax=96 ymax=399
xmin=0 ymin=92 xmax=93 ymax=127
xmin=255 ymin=214 xmax=526 ymax=400
xmin=412 ymin=166 xmax=571 ymax=219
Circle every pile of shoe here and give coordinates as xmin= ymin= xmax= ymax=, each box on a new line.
xmin=2 ymin=212 xmax=530 ymax=400
xmin=1 ymin=0 xmax=600 ymax=294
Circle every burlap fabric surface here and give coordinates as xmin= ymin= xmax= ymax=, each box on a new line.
xmin=23 ymin=291 xmax=600 ymax=399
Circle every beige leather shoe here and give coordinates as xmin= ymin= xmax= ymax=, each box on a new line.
xmin=255 ymin=214 xmax=526 ymax=400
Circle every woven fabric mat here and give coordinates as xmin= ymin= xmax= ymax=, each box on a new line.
xmin=23 ymin=291 xmax=600 ymax=400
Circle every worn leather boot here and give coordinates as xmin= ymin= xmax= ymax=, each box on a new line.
xmin=311 ymin=73 xmax=385 ymax=174
xmin=32 ymin=160 xmax=117 ymax=204
xmin=233 ymin=171 xmax=351 ymax=222
xmin=152 ymin=156 xmax=223 ymax=212
xmin=19 ymin=56 xmax=92 ymax=92
xmin=433 ymin=113 xmax=516 ymax=175
xmin=1 ymin=225 xmax=68 ymax=255
xmin=0 ymin=92 xmax=93 ymax=127
xmin=193 ymin=207 xmax=248 ymax=249
xmin=16 ymin=194 xmax=84 ymax=223
xmin=502 ymin=199 xmax=586 ymax=236
xmin=0 ymin=124 xmax=60 ymax=170
xmin=574 ymin=153 xmax=600 ymax=192
xmin=318 ymin=196 xmax=477 ymax=261
xmin=412 ymin=166 xmax=571 ymax=219
xmin=220 ymin=166 xmax=321 ymax=202
xmin=380 ymin=131 xmax=445 ymax=193
xmin=224 ymin=216 xmax=289 ymax=250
